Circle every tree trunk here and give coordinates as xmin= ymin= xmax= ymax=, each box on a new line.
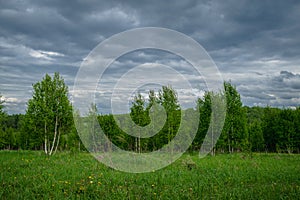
xmin=44 ymin=121 xmax=48 ymax=155
xmin=49 ymin=116 xmax=58 ymax=155
xmin=91 ymin=118 xmax=97 ymax=152
xmin=44 ymin=135 xmax=48 ymax=155
xmin=138 ymin=134 xmax=141 ymax=153
xmin=54 ymin=127 xmax=61 ymax=155
xmin=135 ymin=137 xmax=138 ymax=152
xmin=211 ymin=125 xmax=215 ymax=156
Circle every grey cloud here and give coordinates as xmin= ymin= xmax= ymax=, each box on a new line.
xmin=231 ymin=70 xmax=300 ymax=108
xmin=1 ymin=0 xmax=300 ymax=113
xmin=272 ymin=71 xmax=300 ymax=89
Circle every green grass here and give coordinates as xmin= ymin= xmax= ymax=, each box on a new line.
xmin=0 ymin=151 xmax=299 ymax=199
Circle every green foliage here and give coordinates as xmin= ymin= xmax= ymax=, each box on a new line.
xmin=97 ymin=86 xmax=181 ymax=153
xmin=0 ymin=97 xmax=22 ymax=150
xmin=1 ymin=78 xmax=300 ymax=154
xmin=193 ymin=91 xmax=212 ymax=150
xmin=130 ymin=93 xmax=149 ymax=127
xmin=195 ymin=82 xmax=248 ymax=153
xmin=262 ymin=107 xmax=300 ymax=153
xmin=130 ymin=93 xmax=149 ymax=153
xmin=158 ymin=85 xmax=181 ymax=145
xmin=0 ymin=94 xmax=6 ymax=149
xmin=22 ymin=72 xmax=73 ymax=154
xmin=248 ymin=120 xmax=264 ymax=152
xmin=219 ymin=82 xmax=248 ymax=152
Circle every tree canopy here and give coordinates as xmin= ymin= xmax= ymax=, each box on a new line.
xmin=0 ymin=78 xmax=299 ymax=154
xmin=22 ymin=72 xmax=73 ymax=155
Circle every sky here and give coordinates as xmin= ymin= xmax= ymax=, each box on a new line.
xmin=1 ymin=0 xmax=300 ymax=114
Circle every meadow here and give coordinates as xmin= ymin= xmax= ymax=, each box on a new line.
xmin=0 ymin=151 xmax=299 ymax=199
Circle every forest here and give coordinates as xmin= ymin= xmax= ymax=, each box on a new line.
xmin=0 ymin=72 xmax=300 ymax=154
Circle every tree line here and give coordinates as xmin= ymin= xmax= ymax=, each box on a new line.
xmin=0 ymin=72 xmax=299 ymax=154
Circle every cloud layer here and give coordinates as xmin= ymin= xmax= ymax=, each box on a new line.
xmin=0 ymin=0 xmax=300 ymax=113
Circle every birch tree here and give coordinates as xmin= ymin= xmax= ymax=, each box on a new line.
xmin=130 ymin=93 xmax=148 ymax=153
xmin=25 ymin=72 xmax=72 ymax=155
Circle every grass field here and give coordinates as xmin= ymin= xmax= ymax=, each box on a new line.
xmin=0 ymin=151 xmax=299 ymax=199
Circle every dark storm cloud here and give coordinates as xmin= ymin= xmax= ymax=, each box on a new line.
xmin=272 ymin=71 xmax=300 ymax=90
xmin=0 ymin=0 xmax=300 ymax=113
xmin=234 ymin=70 xmax=300 ymax=108
xmin=0 ymin=0 xmax=139 ymax=55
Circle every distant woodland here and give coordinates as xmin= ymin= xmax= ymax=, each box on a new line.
xmin=1 ymin=72 xmax=299 ymax=154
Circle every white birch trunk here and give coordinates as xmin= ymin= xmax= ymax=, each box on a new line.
xmin=53 ymin=127 xmax=61 ymax=155
xmin=44 ymin=121 xmax=48 ymax=155
xmin=49 ymin=116 xmax=58 ymax=155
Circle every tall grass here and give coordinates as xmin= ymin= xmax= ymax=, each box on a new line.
xmin=1 ymin=151 xmax=299 ymax=199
